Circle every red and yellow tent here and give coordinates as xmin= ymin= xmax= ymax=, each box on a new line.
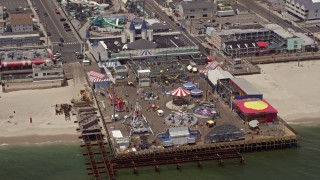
xmin=233 ymin=100 xmax=278 ymax=123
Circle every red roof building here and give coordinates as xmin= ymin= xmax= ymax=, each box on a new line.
xmin=233 ymin=100 xmax=278 ymax=123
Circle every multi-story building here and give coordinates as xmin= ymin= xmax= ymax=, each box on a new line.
xmin=265 ymin=0 xmax=285 ymax=11
xmin=285 ymin=0 xmax=320 ymax=20
xmin=206 ymin=25 xmax=272 ymax=51
xmin=9 ymin=13 xmax=33 ymax=32
xmin=206 ymin=23 xmax=305 ymax=55
xmin=177 ymin=1 xmax=217 ymax=19
xmin=0 ymin=33 xmax=40 ymax=47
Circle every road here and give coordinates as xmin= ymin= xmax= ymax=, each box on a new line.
xmin=144 ymin=0 xmax=208 ymax=54
xmin=237 ymin=0 xmax=306 ymax=33
xmin=33 ymin=0 xmax=82 ymax=62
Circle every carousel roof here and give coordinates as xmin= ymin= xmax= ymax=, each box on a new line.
xmin=171 ymin=87 xmax=190 ymax=97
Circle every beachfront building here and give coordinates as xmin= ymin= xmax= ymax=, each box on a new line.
xmin=285 ymin=0 xmax=320 ymax=20
xmin=89 ymin=20 xmax=199 ymax=78
xmin=217 ymin=78 xmax=263 ymax=108
xmin=32 ymin=63 xmax=65 ymax=81
xmin=233 ymin=99 xmax=278 ymax=123
xmin=177 ymin=1 xmax=217 ymax=19
xmin=87 ymin=70 xmax=112 ymax=88
xmin=206 ymin=23 xmax=303 ymax=55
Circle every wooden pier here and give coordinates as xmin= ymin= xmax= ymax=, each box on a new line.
xmin=81 ymin=133 xmax=116 ymax=180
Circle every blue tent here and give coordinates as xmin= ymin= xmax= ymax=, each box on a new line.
xmin=183 ymin=81 xmax=195 ymax=90
xmin=191 ymin=88 xmax=203 ymax=97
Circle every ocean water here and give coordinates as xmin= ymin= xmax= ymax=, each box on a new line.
xmin=1 ymin=124 xmax=320 ymax=180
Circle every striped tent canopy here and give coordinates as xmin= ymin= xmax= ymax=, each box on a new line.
xmin=91 ymin=77 xmax=110 ymax=82
xmin=200 ymin=69 xmax=209 ymax=75
xmin=200 ymin=65 xmax=223 ymax=76
xmin=87 ymin=71 xmax=110 ymax=83
xmin=88 ymin=71 xmax=105 ymax=79
xmin=171 ymin=87 xmax=190 ymax=97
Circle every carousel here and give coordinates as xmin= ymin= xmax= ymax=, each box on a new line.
xmin=171 ymin=87 xmax=190 ymax=106
xmin=165 ymin=111 xmax=198 ymax=127
xmin=193 ymin=102 xmax=219 ymax=119
xmin=166 ymin=87 xmax=195 ymax=110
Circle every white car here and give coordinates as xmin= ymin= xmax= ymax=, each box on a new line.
xmin=115 ymin=75 xmax=125 ymax=80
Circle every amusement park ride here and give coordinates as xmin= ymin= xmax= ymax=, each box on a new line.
xmin=108 ymin=86 xmax=127 ymax=112
xmin=122 ymin=100 xmax=153 ymax=135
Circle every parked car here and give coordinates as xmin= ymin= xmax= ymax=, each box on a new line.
xmin=60 ymin=37 xmax=64 ymax=43
xmin=63 ymin=23 xmax=69 ymax=26
xmin=60 ymin=18 xmax=66 ymax=21
xmin=55 ymin=9 xmax=60 ymax=14
xmin=44 ymin=12 xmax=48 ymax=17
xmin=115 ymin=75 xmax=125 ymax=80
xmin=47 ymin=32 xmax=51 ymax=36
xmin=66 ymin=28 xmax=71 ymax=32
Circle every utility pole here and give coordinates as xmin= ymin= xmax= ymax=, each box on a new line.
xmin=189 ymin=18 xmax=193 ymax=34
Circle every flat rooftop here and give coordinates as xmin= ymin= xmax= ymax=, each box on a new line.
xmin=0 ymin=0 xmax=29 ymax=11
xmin=90 ymin=33 xmax=195 ymax=53
xmin=263 ymin=24 xmax=293 ymax=39
xmin=0 ymin=49 xmax=50 ymax=62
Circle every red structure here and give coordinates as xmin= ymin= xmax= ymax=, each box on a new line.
xmin=233 ymin=100 xmax=278 ymax=123
xmin=256 ymin=41 xmax=269 ymax=54
xmin=0 ymin=60 xmax=51 ymax=68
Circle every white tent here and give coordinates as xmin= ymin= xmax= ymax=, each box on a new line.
xmin=208 ymin=70 xmax=234 ymax=86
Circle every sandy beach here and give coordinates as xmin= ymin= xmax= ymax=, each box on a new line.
xmin=0 ymin=80 xmax=85 ymax=143
xmin=241 ymin=60 xmax=320 ymax=123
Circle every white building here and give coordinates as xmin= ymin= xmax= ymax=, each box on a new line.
xmin=265 ymin=0 xmax=285 ymax=11
xmin=9 ymin=13 xmax=33 ymax=32
xmin=285 ymin=0 xmax=320 ymax=20
xmin=177 ymin=1 xmax=217 ymax=19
